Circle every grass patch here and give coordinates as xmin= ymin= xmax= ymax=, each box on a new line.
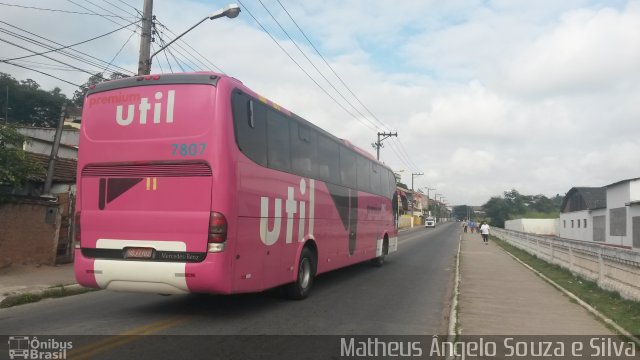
xmin=492 ymin=236 xmax=640 ymax=336
xmin=0 ymin=285 xmax=96 ymax=308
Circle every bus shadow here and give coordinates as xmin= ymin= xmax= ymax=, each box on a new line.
xmin=131 ymin=258 xmax=394 ymax=319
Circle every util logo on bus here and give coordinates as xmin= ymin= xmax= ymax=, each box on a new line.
xmin=260 ymin=178 xmax=315 ymax=246
xmin=116 ymin=90 xmax=175 ymax=126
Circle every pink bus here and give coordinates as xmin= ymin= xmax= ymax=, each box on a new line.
xmin=74 ymin=72 xmax=398 ymax=299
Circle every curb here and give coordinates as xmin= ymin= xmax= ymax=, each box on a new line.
xmin=0 ymin=283 xmax=87 ymax=308
xmin=447 ymin=235 xmax=461 ymax=339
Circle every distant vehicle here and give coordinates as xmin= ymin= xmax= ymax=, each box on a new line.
xmin=425 ymin=217 xmax=436 ymax=228
xmin=74 ymin=72 xmax=398 ymax=300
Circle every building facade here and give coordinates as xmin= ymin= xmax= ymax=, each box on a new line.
xmin=559 ymin=179 xmax=640 ymax=249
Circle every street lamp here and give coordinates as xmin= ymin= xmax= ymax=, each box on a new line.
xmin=147 ymin=4 xmax=240 ymax=71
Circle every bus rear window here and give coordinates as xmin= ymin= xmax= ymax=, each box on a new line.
xmin=83 ymin=84 xmax=215 ymax=141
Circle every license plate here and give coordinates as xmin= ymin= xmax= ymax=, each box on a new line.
xmin=125 ymin=247 xmax=154 ymax=259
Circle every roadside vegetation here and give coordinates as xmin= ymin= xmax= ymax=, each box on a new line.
xmin=492 ymin=236 xmax=640 ymax=336
xmin=0 ymin=285 xmax=96 ymax=308
xmin=453 ymin=189 xmax=562 ymax=227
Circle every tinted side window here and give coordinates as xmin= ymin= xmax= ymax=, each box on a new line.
xmin=389 ymin=169 xmax=396 ymax=197
xmin=317 ymin=135 xmax=340 ymax=183
xmin=389 ymin=170 xmax=396 ymax=197
xmin=266 ymin=108 xmax=291 ymax=172
xmin=371 ymin=162 xmax=382 ymax=195
xmin=290 ymin=121 xmax=317 ymax=178
xmin=232 ymin=91 xmax=267 ymax=166
xmin=357 ymin=155 xmax=371 ymax=192
xmin=340 ymin=146 xmax=357 ymax=188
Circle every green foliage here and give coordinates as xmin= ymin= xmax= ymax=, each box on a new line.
xmin=0 ymin=124 xmax=45 ymax=193
xmin=0 ymin=73 xmax=67 ymax=127
xmin=453 ymin=205 xmax=475 ymax=220
xmin=482 ymin=189 xmax=562 ymax=227
xmin=72 ymin=72 xmax=129 ymax=107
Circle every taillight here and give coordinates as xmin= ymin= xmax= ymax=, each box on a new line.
xmin=74 ymin=211 xmax=81 ymax=243
xmin=208 ymin=211 xmax=227 ymax=244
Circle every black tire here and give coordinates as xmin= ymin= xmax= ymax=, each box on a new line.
xmin=284 ymin=247 xmax=316 ymax=300
xmin=372 ymin=239 xmax=388 ymax=267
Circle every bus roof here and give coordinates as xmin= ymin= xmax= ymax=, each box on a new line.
xmin=86 ymin=72 xmax=388 ymax=170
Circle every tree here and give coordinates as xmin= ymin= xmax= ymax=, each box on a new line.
xmin=482 ymin=189 xmax=561 ymax=227
xmin=483 ymin=196 xmax=510 ymax=227
xmin=72 ymin=72 xmax=129 ymax=107
xmin=0 ymin=73 xmax=67 ymax=127
xmin=0 ymin=124 xmax=44 ymax=198
xmin=453 ymin=205 xmax=475 ymax=220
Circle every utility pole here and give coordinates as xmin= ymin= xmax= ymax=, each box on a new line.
xmin=372 ymin=131 xmax=397 ymax=160
xmin=44 ymin=104 xmax=67 ymax=196
xmin=425 ymin=187 xmax=435 ymax=215
xmin=4 ymin=85 xmax=8 ymax=123
xmin=137 ymin=0 xmax=154 ymax=75
xmin=410 ymin=172 xmax=423 ymax=216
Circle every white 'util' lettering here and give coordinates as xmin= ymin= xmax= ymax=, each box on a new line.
xmin=259 ymin=178 xmax=315 ymax=246
xmin=115 ymin=90 xmax=175 ymax=126
xmin=116 ymin=104 xmax=135 ymax=125
xmin=260 ymin=197 xmax=282 ymax=246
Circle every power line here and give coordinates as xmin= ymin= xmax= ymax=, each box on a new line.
xmin=101 ymin=0 xmax=138 ymax=18
xmin=256 ymin=0 xmax=380 ymax=131
xmin=113 ymin=0 xmax=140 ymax=15
xmin=154 ymin=20 xmax=225 ymax=74
xmin=66 ymin=0 xmax=141 ymax=31
xmin=2 ymin=20 xmax=138 ymax=62
xmin=276 ymin=0 xmax=391 ymax=132
xmin=152 ymin=42 xmax=172 ymax=73
xmin=9 ymin=59 xmax=81 ymax=72
xmin=275 ymin=1 xmax=421 ymax=170
xmin=150 ymin=43 xmax=166 ymax=73
xmin=0 ymin=20 xmax=135 ymax=75
xmin=0 ymin=2 xmax=136 ymax=18
xmin=237 ymin=0 xmax=376 ymax=132
xmin=83 ymin=0 xmax=136 ymax=23
xmin=0 ymin=35 xmax=105 ymax=79
xmin=272 ymin=0 xmax=417 ymax=169
xmin=154 ymin=29 xmax=200 ymax=72
xmin=102 ymin=28 xmax=138 ymax=75
xmin=3 ymin=61 xmax=82 ymax=87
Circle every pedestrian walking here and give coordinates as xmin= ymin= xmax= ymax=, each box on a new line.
xmin=480 ymin=222 xmax=490 ymax=244
xmin=462 ymin=221 xmax=468 ymax=233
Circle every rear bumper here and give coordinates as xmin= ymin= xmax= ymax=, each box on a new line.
xmin=74 ymin=249 xmax=232 ymax=295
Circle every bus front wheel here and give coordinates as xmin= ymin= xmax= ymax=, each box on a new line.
xmin=285 ymin=247 xmax=316 ymax=300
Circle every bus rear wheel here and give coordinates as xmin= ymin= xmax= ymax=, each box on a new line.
xmin=372 ymin=238 xmax=388 ymax=267
xmin=284 ymin=247 xmax=316 ymax=300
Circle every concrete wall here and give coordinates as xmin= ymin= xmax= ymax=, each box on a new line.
xmin=18 ymin=128 xmax=79 ymax=159
xmin=495 ymin=228 xmax=640 ymax=301
xmin=505 ymin=218 xmax=559 ymax=235
xmin=0 ymin=200 xmax=61 ymax=266
xmin=24 ymin=138 xmax=77 ymax=160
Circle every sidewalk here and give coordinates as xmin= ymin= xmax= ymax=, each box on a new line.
xmin=0 ymin=263 xmax=77 ymax=304
xmin=458 ymin=231 xmax=613 ymax=335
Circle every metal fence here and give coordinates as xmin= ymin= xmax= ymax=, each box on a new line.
xmin=493 ymin=227 xmax=640 ymax=302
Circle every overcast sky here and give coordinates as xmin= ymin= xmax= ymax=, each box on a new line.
xmin=1 ymin=0 xmax=639 ymax=206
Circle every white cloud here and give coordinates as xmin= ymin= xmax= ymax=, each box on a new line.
xmin=504 ymin=3 xmax=640 ymax=97
xmin=2 ymin=0 xmax=639 ymax=207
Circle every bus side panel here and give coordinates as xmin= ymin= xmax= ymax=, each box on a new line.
xmin=234 ymin=157 xmax=396 ymax=291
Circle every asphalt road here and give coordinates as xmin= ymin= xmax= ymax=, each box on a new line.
xmin=0 ymin=222 xmax=459 ymax=343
